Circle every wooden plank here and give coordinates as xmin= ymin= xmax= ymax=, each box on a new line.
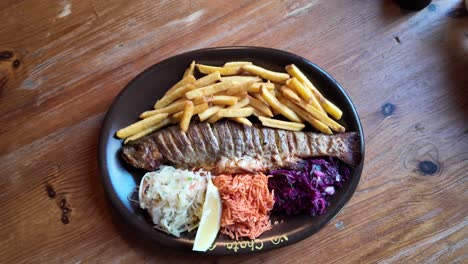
xmin=0 ymin=0 xmax=466 ymax=263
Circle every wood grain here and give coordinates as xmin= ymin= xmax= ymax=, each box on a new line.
xmin=1 ymin=0 xmax=467 ymax=263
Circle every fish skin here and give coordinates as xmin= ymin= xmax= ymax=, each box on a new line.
xmin=121 ymin=121 xmax=361 ymax=174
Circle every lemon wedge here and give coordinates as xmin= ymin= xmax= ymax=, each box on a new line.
xmin=193 ymin=177 xmax=222 ymax=252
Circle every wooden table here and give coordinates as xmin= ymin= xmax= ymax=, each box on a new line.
xmin=1 ymin=0 xmax=467 ymax=263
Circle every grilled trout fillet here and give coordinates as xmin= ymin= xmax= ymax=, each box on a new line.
xmin=121 ymin=121 xmax=361 ymax=174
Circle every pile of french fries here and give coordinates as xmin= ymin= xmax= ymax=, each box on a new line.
xmin=116 ymin=61 xmax=344 ymax=143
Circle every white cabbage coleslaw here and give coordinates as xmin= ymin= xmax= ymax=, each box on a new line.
xmin=139 ymin=166 xmax=209 ymax=237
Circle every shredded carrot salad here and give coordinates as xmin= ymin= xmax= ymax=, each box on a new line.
xmin=213 ymin=173 xmax=274 ymax=240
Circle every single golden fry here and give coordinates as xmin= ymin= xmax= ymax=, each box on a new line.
xmin=185 ymin=81 xmax=235 ymax=100
xmin=247 ymin=82 xmax=275 ymax=93
xmin=211 ymin=95 xmax=239 ymax=106
xmin=206 ymin=113 xmax=221 ymax=124
xmin=217 ymin=107 xmax=254 ymax=118
xmin=280 ymin=85 xmax=302 ymax=103
xmin=155 ymin=84 xmax=195 ymax=109
xmin=231 ymin=97 xmax=250 ymax=108
xmin=247 ymin=94 xmax=273 ymax=117
xmin=212 ymin=90 xmax=228 ymax=96
xmin=170 ymin=112 xmax=183 ymax=121
xmin=172 ymin=102 xmax=209 ymax=120
xmin=198 ymin=106 xmax=224 ymax=122
xmin=164 ymin=75 xmax=196 ymax=96
xmin=194 ymin=71 xmax=222 ymax=88
xmin=196 ymin=64 xmax=243 ymax=76
xmin=224 ymin=81 xmax=255 ymax=96
xmin=193 ymin=102 xmax=210 ymax=114
xmin=277 ymin=93 xmax=288 ymax=105
xmin=124 ymin=118 xmax=171 ymax=144
xmin=180 ymin=101 xmax=194 ymax=132
xmin=313 ymin=91 xmax=343 ymax=120
xmin=281 ymin=99 xmax=332 ymax=135
xmin=116 ymin=113 xmax=169 ymax=139
xmin=288 ymin=77 xmax=323 ymax=113
xmin=229 ymin=117 xmax=252 ymax=126
xmin=192 ymin=96 xmax=212 ymax=105
xmin=286 ymin=78 xmax=314 ymax=104
xmin=258 ymin=116 xmax=305 ymax=131
xmin=207 ymin=97 xmax=250 ymax=123
xmin=242 ymin=64 xmax=290 ymax=84
xmin=250 ymin=92 xmax=269 ymax=105
xmin=223 ymin=61 xmax=253 ymax=67
xmin=270 ymin=90 xmax=281 ymax=116
xmin=220 ymin=76 xmax=262 ymax=83
xmin=183 ymin=61 xmax=196 ymax=78
xmin=293 ymin=100 xmax=344 ymax=133
xmin=169 ymin=116 xmax=181 ymax=124
xmin=140 ymin=100 xmax=186 ymax=119
xmin=260 ymin=85 xmax=302 ymax=122
xmin=252 ymin=108 xmax=269 ymax=117
xmin=274 ymin=82 xmax=282 ymax=90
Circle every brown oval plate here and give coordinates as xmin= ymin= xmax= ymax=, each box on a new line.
xmin=98 ymin=46 xmax=364 ymax=254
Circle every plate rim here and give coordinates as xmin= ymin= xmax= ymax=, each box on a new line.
xmin=98 ymin=46 xmax=365 ymax=255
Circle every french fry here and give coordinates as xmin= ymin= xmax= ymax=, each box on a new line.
xmin=224 ymin=81 xmax=255 ymax=96
xmin=220 ymin=76 xmax=262 ymax=83
xmin=217 ymin=107 xmax=254 ymax=118
xmin=196 ymin=64 xmax=243 ymax=76
xmin=180 ymin=101 xmax=194 ymax=132
xmin=285 ymin=64 xmax=317 ymax=92
xmin=192 ymin=96 xmax=212 ymax=105
xmin=247 ymin=82 xmax=275 ymax=93
xmin=270 ymin=90 xmax=281 ymax=116
xmin=123 ymin=63 xmax=345 ymax=135
xmin=155 ymin=84 xmax=195 ymax=109
xmin=185 ymin=81 xmax=234 ymax=100
xmin=293 ymin=100 xmax=345 ymax=133
xmin=116 ymin=113 xmax=169 ymax=139
xmin=279 ymin=85 xmax=302 ymax=103
xmin=311 ymin=87 xmax=342 ymax=119
xmin=223 ymin=61 xmax=253 ymax=67
xmin=194 ymin=102 xmax=210 ymax=113
xmin=247 ymin=94 xmax=273 ymax=117
xmin=287 ymin=77 xmax=323 ymax=114
xmin=193 ymin=71 xmax=222 ymax=88
xmin=229 ymin=117 xmax=252 ymax=126
xmin=164 ymin=75 xmax=196 ymax=96
xmin=281 ymin=99 xmax=333 ymax=135
xmin=251 ymin=92 xmax=269 ymax=105
xmin=242 ymin=64 xmax=290 ymax=83
xmin=170 ymin=112 xmax=183 ymax=122
xmin=286 ymin=77 xmax=316 ymax=106
xmin=230 ymin=97 xmax=250 ymax=108
xmin=183 ymin=61 xmax=196 ymax=78
xmin=172 ymin=102 xmax=209 ymax=120
xmin=258 ymin=116 xmax=305 ymax=131
xmin=140 ymin=100 xmax=186 ymax=118
xmin=252 ymin=108 xmax=269 ymax=117
xmin=211 ymin=95 xmax=239 ymax=106
xmin=208 ymin=97 xmax=250 ymax=123
xmin=185 ymin=81 xmax=235 ymax=100
xmin=198 ymin=106 xmax=224 ymax=122
xmin=124 ymin=118 xmax=171 ymax=144
xmin=260 ymin=85 xmax=302 ymax=122
xmin=274 ymin=83 xmax=282 ymax=90
xmin=286 ymin=64 xmax=342 ymax=118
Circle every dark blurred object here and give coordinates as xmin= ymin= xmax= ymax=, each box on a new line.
xmin=395 ymin=0 xmax=432 ymax=10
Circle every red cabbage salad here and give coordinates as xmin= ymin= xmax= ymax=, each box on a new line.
xmin=268 ymin=157 xmax=351 ymax=216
